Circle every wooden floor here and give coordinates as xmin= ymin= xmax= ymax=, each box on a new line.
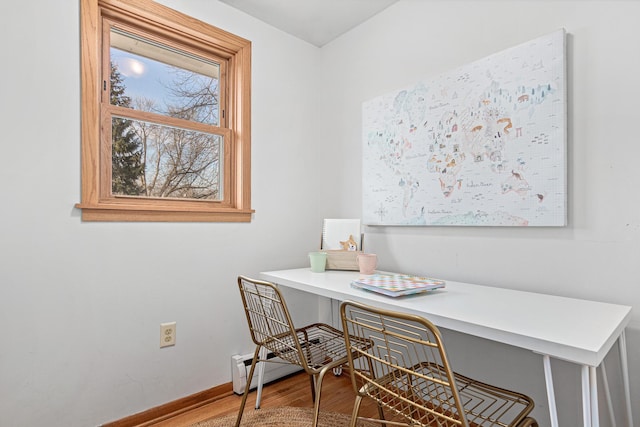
xmin=149 ymin=371 xmax=380 ymax=426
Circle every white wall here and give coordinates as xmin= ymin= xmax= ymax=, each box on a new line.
xmin=1 ymin=1 xmax=639 ymax=426
xmin=0 ymin=1 xmax=325 ymax=426
xmin=317 ymin=1 xmax=640 ymax=426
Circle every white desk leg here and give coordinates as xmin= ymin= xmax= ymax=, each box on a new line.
xmin=600 ymin=362 xmax=617 ymax=427
xmin=255 ymin=347 xmax=267 ymax=409
xmin=581 ymin=366 xmax=592 ymax=427
xmin=619 ymin=330 xmax=634 ymax=427
xmin=543 ymin=355 xmax=559 ymax=427
xmin=590 ymin=365 xmax=599 ymax=427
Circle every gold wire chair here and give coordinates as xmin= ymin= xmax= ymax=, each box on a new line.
xmin=340 ymin=300 xmax=538 ymax=427
xmin=235 ymin=276 xmax=371 ymax=427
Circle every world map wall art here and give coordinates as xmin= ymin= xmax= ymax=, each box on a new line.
xmin=362 ymin=29 xmax=567 ymax=226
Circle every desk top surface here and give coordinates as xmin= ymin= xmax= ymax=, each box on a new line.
xmin=260 ymin=268 xmax=632 ymax=366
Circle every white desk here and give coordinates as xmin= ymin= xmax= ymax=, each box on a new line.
xmin=260 ymin=268 xmax=633 ymax=427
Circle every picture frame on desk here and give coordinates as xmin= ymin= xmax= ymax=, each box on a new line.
xmin=320 ymin=219 xmax=363 ymax=271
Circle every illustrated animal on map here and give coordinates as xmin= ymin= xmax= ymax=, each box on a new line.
xmin=517 ymin=94 xmax=529 ymax=103
xmin=497 ymin=117 xmax=513 ymax=134
xmin=340 ymin=235 xmax=358 ymax=251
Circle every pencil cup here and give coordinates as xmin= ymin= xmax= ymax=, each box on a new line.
xmin=309 ymin=252 xmax=328 ymax=273
xmin=357 ymin=253 xmax=377 ymax=275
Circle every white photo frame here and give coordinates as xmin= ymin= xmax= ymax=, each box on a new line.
xmin=321 ymin=219 xmax=362 ymax=250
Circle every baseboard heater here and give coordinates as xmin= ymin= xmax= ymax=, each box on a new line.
xmin=231 ymin=351 xmax=302 ymax=395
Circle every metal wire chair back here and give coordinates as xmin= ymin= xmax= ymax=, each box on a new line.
xmin=239 ymin=276 xmax=357 ymax=373
xmin=238 ymin=275 xmax=308 ymax=369
xmin=340 ymin=300 xmax=537 ymax=427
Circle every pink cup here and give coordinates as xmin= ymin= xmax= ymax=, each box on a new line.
xmin=357 ymin=253 xmax=377 ymax=275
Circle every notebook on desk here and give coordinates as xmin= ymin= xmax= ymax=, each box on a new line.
xmin=351 ymin=274 xmax=446 ymax=297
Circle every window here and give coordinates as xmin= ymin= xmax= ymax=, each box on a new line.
xmin=77 ymin=0 xmax=252 ymax=222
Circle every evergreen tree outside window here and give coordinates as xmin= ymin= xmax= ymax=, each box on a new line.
xmin=77 ymin=0 xmax=252 ymax=222
xmin=110 ymin=63 xmax=144 ymax=196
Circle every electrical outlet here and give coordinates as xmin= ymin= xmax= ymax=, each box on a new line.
xmin=160 ymin=322 xmax=176 ymax=348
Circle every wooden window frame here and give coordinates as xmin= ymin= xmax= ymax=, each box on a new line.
xmin=77 ymin=0 xmax=252 ymax=222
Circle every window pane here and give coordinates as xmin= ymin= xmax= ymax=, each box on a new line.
xmin=110 ymin=28 xmax=220 ymax=126
xmin=112 ymin=116 xmax=223 ymax=200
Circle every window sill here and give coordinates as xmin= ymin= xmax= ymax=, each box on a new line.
xmin=75 ymin=203 xmax=254 ymax=222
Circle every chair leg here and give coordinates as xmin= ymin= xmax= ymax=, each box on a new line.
xmin=376 ymin=402 xmax=387 ymax=427
xmin=309 ymin=374 xmax=316 ymax=402
xmin=349 ymin=395 xmax=364 ymax=427
xmin=311 ymin=367 xmax=332 ymax=427
xmin=235 ymin=346 xmax=261 ymax=427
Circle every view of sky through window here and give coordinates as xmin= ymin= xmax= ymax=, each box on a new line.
xmin=111 ymin=49 xmax=170 ymax=103
xmin=110 ymin=46 xmax=220 ymax=126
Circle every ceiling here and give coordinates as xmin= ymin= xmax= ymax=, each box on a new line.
xmin=219 ymin=0 xmax=399 ymax=47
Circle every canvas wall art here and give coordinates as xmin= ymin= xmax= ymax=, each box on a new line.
xmin=362 ymin=29 xmax=567 ymax=226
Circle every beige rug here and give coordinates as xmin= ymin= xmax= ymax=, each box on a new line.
xmin=191 ymin=406 xmax=377 ymax=427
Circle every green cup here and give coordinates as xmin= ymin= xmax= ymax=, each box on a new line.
xmin=309 ymin=252 xmax=328 ymax=273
